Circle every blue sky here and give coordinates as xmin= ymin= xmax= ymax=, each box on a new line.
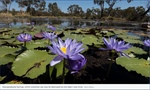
xmin=10 ymin=0 xmax=149 ymax=13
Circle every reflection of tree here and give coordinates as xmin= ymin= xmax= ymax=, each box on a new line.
xmin=13 ymin=19 xmax=17 ymax=25
xmin=85 ymin=22 xmax=92 ymax=26
xmin=51 ymin=19 xmax=62 ymax=25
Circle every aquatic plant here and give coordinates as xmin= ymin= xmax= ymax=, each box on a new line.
xmin=47 ymin=25 xmax=56 ymax=31
xmin=100 ymin=37 xmax=132 ymax=57
xmin=48 ymin=38 xmax=86 ymax=83
xmin=42 ymin=32 xmax=57 ymax=41
xmin=143 ymin=39 xmax=150 ymax=47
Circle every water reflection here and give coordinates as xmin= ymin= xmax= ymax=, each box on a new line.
xmin=0 ymin=18 xmax=147 ymax=31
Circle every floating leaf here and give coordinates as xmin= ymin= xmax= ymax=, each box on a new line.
xmin=114 ymin=30 xmax=127 ymax=35
xmin=117 ymin=34 xmax=140 ymax=40
xmin=12 ymin=50 xmax=56 ymax=79
xmin=82 ymin=35 xmax=99 ymax=45
xmin=123 ymin=46 xmax=147 ymax=54
xmin=0 ymin=76 xmax=6 ymax=82
xmin=49 ymin=60 xmax=68 ymax=78
xmin=0 ymin=46 xmax=19 ymax=57
xmin=26 ymin=41 xmax=47 ymax=49
xmin=116 ymin=57 xmax=150 ymax=77
xmin=0 ymin=54 xmax=16 ymax=66
xmin=124 ymin=38 xmax=142 ymax=44
xmin=6 ymin=80 xmax=23 ymax=84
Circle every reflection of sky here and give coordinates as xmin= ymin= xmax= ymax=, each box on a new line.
xmin=10 ymin=0 xmax=149 ymax=13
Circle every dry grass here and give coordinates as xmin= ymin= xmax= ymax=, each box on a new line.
xmin=0 ymin=13 xmax=13 ymax=18
xmin=14 ymin=12 xmax=31 ymax=18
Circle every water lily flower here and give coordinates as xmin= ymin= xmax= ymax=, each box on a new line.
xmin=143 ymin=39 xmax=150 ymax=47
xmin=66 ymin=55 xmax=86 ymax=74
xmin=47 ymin=25 xmax=56 ymax=31
xmin=17 ymin=33 xmax=32 ymax=42
xmin=26 ymin=22 xmax=34 ymax=26
xmin=100 ymin=37 xmax=132 ymax=57
xmin=42 ymin=32 xmax=57 ymax=41
xmin=48 ymin=38 xmax=86 ymax=73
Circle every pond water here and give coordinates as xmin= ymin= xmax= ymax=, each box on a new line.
xmin=5 ymin=18 xmax=143 ymax=30
xmin=0 ymin=18 xmax=149 ymax=38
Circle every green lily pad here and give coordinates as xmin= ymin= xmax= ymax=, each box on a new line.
xmin=6 ymin=80 xmax=23 ymax=84
xmin=116 ymin=57 xmax=150 ymax=77
xmin=123 ymin=46 xmax=147 ymax=54
xmin=117 ymin=35 xmax=140 ymax=40
xmin=0 ymin=54 xmax=16 ymax=66
xmin=50 ymin=60 xmax=68 ymax=78
xmin=0 ymin=46 xmax=19 ymax=57
xmin=11 ymin=50 xmax=56 ymax=79
xmin=124 ymin=38 xmax=142 ymax=44
xmin=82 ymin=35 xmax=99 ymax=45
xmin=0 ymin=76 xmax=6 ymax=82
xmin=26 ymin=41 xmax=47 ymax=49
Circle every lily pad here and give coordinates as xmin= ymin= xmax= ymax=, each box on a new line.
xmin=116 ymin=57 xmax=150 ymax=77
xmin=123 ymin=46 xmax=147 ymax=55
xmin=124 ymin=38 xmax=142 ymax=44
xmin=6 ymin=80 xmax=23 ymax=84
xmin=11 ymin=50 xmax=56 ymax=79
xmin=50 ymin=60 xmax=68 ymax=78
xmin=82 ymin=35 xmax=99 ymax=45
xmin=26 ymin=41 xmax=47 ymax=49
xmin=0 ymin=46 xmax=19 ymax=57
xmin=0 ymin=76 xmax=6 ymax=82
xmin=0 ymin=54 xmax=16 ymax=66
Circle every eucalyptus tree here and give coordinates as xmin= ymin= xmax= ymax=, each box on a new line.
xmin=48 ymin=2 xmax=62 ymax=16
xmin=93 ymin=0 xmax=133 ymax=18
xmin=93 ymin=0 xmax=104 ymax=18
xmin=67 ymin=4 xmax=84 ymax=16
xmin=15 ymin=0 xmax=46 ymax=15
xmin=141 ymin=1 xmax=150 ymax=18
xmin=86 ymin=8 xmax=92 ymax=18
xmin=105 ymin=0 xmax=117 ymax=16
xmin=0 ymin=0 xmax=14 ymax=13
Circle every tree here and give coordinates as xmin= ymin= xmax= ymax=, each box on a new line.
xmin=16 ymin=0 xmax=46 ymax=14
xmin=93 ymin=0 xmax=104 ymax=18
xmin=93 ymin=0 xmax=132 ymax=18
xmin=86 ymin=8 xmax=92 ymax=18
xmin=48 ymin=2 xmax=62 ymax=16
xmin=0 ymin=0 xmax=14 ymax=13
xmin=67 ymin=4 xmax=84 ymax=16
xmin=106 ymin=0 xmax=117 ymax=16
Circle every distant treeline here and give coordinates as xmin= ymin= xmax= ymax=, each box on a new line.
xmin=0 ymin=0 xmax=149 ymax=22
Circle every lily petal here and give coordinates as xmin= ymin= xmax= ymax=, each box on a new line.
xmin=69 ymin=54 xmax=83 ymax=60
xmin=50 ymin=55 xmax=64 ymax=66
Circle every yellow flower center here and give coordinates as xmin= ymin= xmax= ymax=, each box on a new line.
xmin=60 ymin=47 xmax=67 ymax=54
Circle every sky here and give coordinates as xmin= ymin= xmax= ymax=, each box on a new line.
xmin=10 ymin=0 xmax=149 ymax=13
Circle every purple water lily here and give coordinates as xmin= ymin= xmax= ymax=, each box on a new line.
xmin=143 ymin=39 xmax=150 ymax=47
xmin=100 ymin=37 xmax=131 ymax=57
xmin=47 ymin=25 xmax=56 ymax=31
xmin=17 ymin=33 xmax=32 ymax=42
xmin=26 ymin=22 xmax=34 ymax=26
xmin=66 ymin=55 xmax=86 ymax=74
xmin=42 ymin=32 xmax=57 ymax=41
xmin=48 ymin=38 xmax=86 ymax=73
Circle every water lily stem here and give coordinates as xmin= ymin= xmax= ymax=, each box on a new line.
xmin=62 ymin=59 xmax=65 ymax=84
xmin=48 ymin=40 xmax=50 ymax=45
xmin=24 ymin=41 xmax=26 ymax=47
xmin=107 ymin=50 xmax=115 ymax=78
xmin=148 ymin=47 xmax=150 ymax=60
